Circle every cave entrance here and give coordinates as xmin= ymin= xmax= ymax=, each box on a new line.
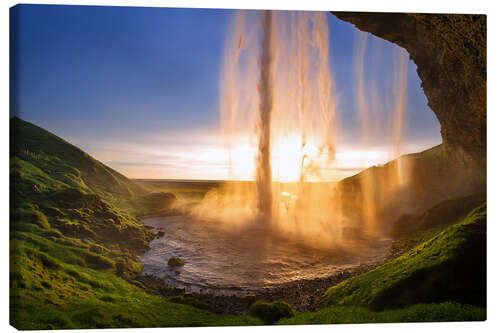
xmin=328 ymin=14 xmax=442 ymax=180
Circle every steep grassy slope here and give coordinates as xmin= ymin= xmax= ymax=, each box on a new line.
xmin=333 ymin=144 xmax=486 ymax=234
xmin=390 ymin=192 xmax=486 ymax=239
xmin=10 ymin=117 xmax=154 ymax=253
xmin=9 ymin=117 xmax=261 ymax=329
xmin=319 ymin=203 xmax=486 ymax=310
xmin=10 ymin=117 xmax=147 ymax=207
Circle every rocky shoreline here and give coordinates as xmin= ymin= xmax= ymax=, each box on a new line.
xmin=136 ymin=252 xmax=397 ymax=315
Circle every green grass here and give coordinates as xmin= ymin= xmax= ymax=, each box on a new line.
xmin=10 ymin=117 xmax=145 ymax=205
xmin=319 ymin=203 xmax=486 ymax=310
xmin=10 ymin=243 xmax=262 ymax=329
xmin=9 ymin=118 xmax=158 ymax=254
xmin=9 ymin=222 xmax=262 ymax=329
xmin=390 ymin=192 xmax=486 ymax=239
xmin=388 ymin=192 xmax=486 ymax=258
xmin=278 ymin=303 xmax=485 ymax=325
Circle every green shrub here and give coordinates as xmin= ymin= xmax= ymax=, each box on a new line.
xmin=248 ymin=300 xmax=295 ymax=324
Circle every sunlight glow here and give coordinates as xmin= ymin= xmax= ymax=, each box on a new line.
xmin=334 ymin=149 xmax=392 ymax=169
xmin=221 ymin=134 xmax=397 ymax=182
xmin=272 ymin=135 xmax=303 ymax=182
xmin=104 ymin=137 xmax=434 ymax=182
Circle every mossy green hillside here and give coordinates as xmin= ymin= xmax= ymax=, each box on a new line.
xmin=10 ymin=230 xmax=262 ymax=329
xmin=390 ymin=192 xmax=486 ymax=239
xmin=10 ymin=117 xmax=261 ymax=329
xmin=319 ymin=203 xmax=486 ymax=310
xmin=389 ymin=192 xmax=486 ymax=257
xmin=10 ymin=117 xmax=145 ymax=205
xmin=335 ymin=144 xmax=485 ymax=235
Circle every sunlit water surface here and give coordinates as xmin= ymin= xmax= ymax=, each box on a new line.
xmin=139 ymin=215 xmax=391 ymax=294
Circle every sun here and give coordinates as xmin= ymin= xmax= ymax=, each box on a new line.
xmin=271 ymin=135 xmax=323 ymax=182
xmin=272 ymin=136 xmax=303 ymax=182
xmin=227 ymin=135 xmax=314 ymax=182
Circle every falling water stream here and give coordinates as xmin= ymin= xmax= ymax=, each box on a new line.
xmin=139 ymin=10 xmax=409 ymax=293
xmin=256 ymin=10 xmax=274 ymax=218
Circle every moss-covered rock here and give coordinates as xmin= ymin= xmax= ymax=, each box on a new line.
xmin=248 ymin=300 xmax=295 ymax=324
xmin=168 ymin=257 xmax=185 ymax=267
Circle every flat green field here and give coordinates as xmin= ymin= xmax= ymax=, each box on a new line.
xmin=134 ymin=179 xmax=224 ymax=204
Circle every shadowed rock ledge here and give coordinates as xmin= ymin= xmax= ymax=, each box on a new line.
xmin=331 ymin=12 xmax=486 ymax=167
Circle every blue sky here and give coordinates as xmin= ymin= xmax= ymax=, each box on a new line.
xmin=11 ymin=4 xmax=442 ymax=180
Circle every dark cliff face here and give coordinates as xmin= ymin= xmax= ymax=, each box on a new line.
xmin=331 ymin=12 xmax=486 ymax=167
